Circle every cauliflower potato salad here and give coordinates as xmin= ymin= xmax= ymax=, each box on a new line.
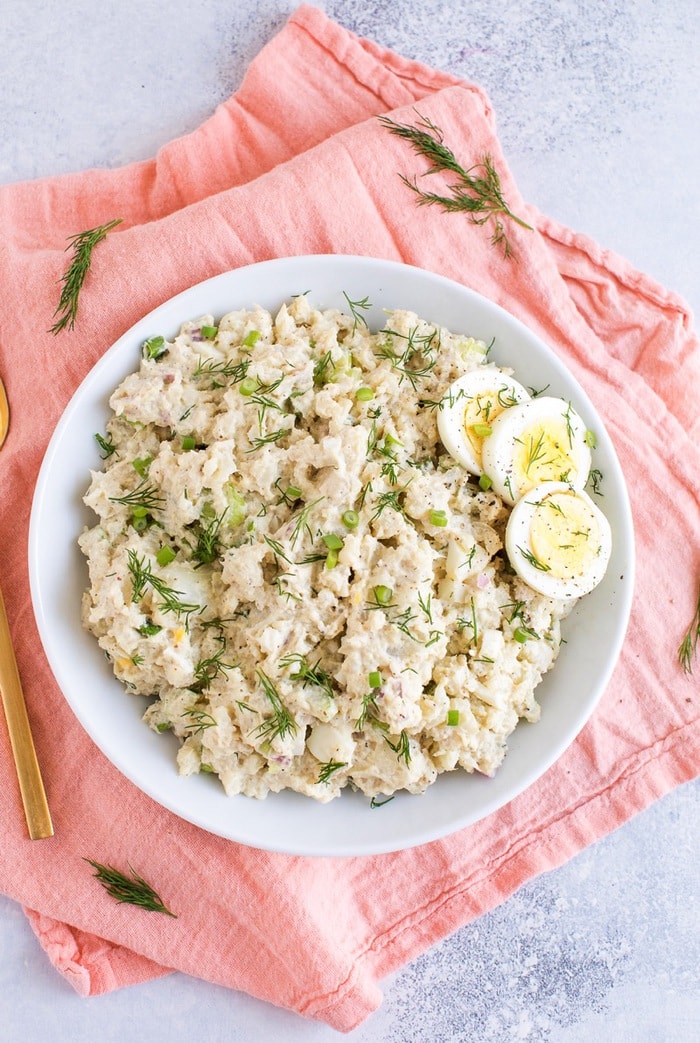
xmin=79 ymin=292 xmax=611 ymax=803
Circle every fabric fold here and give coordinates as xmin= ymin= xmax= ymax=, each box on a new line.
xmin=1 ymin=5 xmax=697 ymax=1033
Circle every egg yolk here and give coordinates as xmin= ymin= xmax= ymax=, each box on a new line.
xmin=513 ymin=418 xmax=577 ymax=492
xmin=529 ymin=491 xmax=602 ymax=579
xmin=462 ymin=388 xmax=515 ymax=463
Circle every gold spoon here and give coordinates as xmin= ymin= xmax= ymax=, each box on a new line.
xmin=0 ymin=375 xmax=54 ymax=838
xmin=0 ymin=376 xmax=8 ymax=449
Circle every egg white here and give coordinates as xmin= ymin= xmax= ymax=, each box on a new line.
xmin=436 ymin=367 xmax=530 ymax=474
xmin=505 ymin=481 xmax=612 ymax=599
xmin=481 ymin=396 xmax=592 ymax=505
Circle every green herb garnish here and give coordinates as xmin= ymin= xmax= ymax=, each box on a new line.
xmin=181 ymin=708 xmax=218 ymax=734
xmin=109 ymin=479 xmax=164 ymax=514
xmin=253 ymin=670 xmax=297 ymax=744
xmin=679 ymin=584 xmax=700 ymax=675
xmin=280 ymin=652 xmax=334 ymax=699
xmin=126 ymin=550 xmax=200 ymax=621
xmin=317 ymin=760 xmax=347 ymax=784
xmin=84 ymin=859 xmax=176 ymax=917
xmin=379 ymin=112 xmax=532 ymax=257
xmin=50 ymin=218 xmax=123 ymax=334
xmin=342 ymin=291 xmax=371 ymax=333
xmin=94 ymin=432 xmax=116 ymax=459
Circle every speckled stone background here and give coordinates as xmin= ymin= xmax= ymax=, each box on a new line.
xmin=1 ymin=2 xmax=698 ymax=1040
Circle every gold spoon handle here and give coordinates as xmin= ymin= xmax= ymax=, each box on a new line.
xmin=0 ymin=377 xmax=8 ymax=448
xmin=0 ymin=585 xmax=54 ymax=839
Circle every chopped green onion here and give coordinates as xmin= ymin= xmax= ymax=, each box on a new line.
xmin=181 ymin=435 xmax=196 ymax=451
xmin=356 ymin=386 xmax=374 ymax=401
xmin=429 ymin=509 xmax=448 ymax=527
xmin=446 ymin=709 xmax=460 ymax=726
xmin=143 ymin=335 xmax=166 ymax=360
xmin=132 ymin=456 xmax=153 ymax=478
xmin=472 ymin=423 xmax=493 ymax=437
xmin=373 ymin=584 xmax=393 ymax=605
xmin=585 ymin=429 xmax=597 ymax=448
xmin=514 ymin=625 xmax=540 ymax=643
xmin=384 ymin=432 xmax=402 ymax=447
xmin=131 ymin=505 xmax=149 ymax=519
xmin=479 ymin=474 xmax=493 ymax=491
xmin=201 ymin=325 xmax=218 ymax=340
xmin=325 ymin=548 xmax=339 ymax=569
xmin=368 ymin=670 xmax=382 ymax=689
xmin=285 ymin=485 xmax=302 ymax=501
xmin=322 ymin=533 xmax=344 ymax=551
xmin=239 ymin=376 xmax=258 ymax=396
xmin=224 ymin=485 xmax=247 ymax=526
xmin=242 ymin=329 xmax=261 ymax=348
xmin=156 ymin=546 xmax=177 ymax=567
xmin=131 ymin=514 xmax=149 ymax=532
xmin=342 ymin=509 xmax=360 ymax=529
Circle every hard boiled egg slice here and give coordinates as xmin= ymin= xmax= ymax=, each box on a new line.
xmin=436 ymin=367 xmax=530 ymax=475
xmin=505 ymin=481 xmax=611 ymax=599
xmin=481 ymin=396 xmax=592 ymax=505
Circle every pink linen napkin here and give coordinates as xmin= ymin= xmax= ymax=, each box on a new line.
xmin=1 ymin=5 xmax=698 ymax=1032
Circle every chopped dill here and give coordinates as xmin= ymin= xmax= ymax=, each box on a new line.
xmin=109 ymin=479 xmax=164 ymax=514
xmin=317 ymin=760 xmax=347 ymax=784
xmin=181 ymin=708 xmax=218 ymax=735
xmin=253 ymin=670 xmax=297 ymax=744
xmin=342 ymin=291 xmax=371 ymax=333
xmin=280 ymin=652 xmax=335 ymax=699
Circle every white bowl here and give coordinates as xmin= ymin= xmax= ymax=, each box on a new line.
xmin=29 ymin=255 xmax=634 ymax=856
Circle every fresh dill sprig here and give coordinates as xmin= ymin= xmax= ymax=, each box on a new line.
xmin=253 ymin=670 xmax=298 ymax=744
xmin=191 ymin=509 xmax=227 ymax=568
xmin=246 ymin=376 xmax=287 ymax=429
xmin=194 ymin=356 xmax=251 ymax=386
xmin=385 ymin=729 xmax=412 ymax=766
xmin=390 ymin=606 xmax=419 ymax=642
xmin=378 ymin=112 xmax=532 ymax=257
xmin=181 ymin=708 xmax=218 ymax=735
xmin=457 ymin=596 xmax=479 ymax=644
xmin=84 ymin=859 xmax=176 ymax=917
xmin=280 ymin=652 xmax=335 ymax=699
xmin=192 ymin=640 xmax=236 ymax=692
xmin=376 ymin=325 xmax=438 ymax=389
xmin=263 ymin=534 xmax=295 ymax=566
xmin=370 ymin=794 xmax=395 ymax=808
xmin=522 ymin=430 xmax=548 ymax=475
xmin=342 ymin=291 xmax=371 ymax=333
xmin=370 ymin=487 xmax=408 ymax=522
xmin=518 ymin=546 xmax=551 ymax=572
xmin=313 ymin=350 xmax=334 ymax=386
xmin=317 ymin=759 xmax=347 ymax=784
xmin=588 ymin=468 xmax=604 ymax=496
xmin=50 ymin=218 xmax=123 ymax=333
xmin=126 ymin=550 xmax=200 ymax=621
xmin=678 ymin=584 xmax=700 ymax=675
xmin=289 ymin=496 xmax=324 ymax=548
xmin=94 ymin=431 xmax=117 ymax=459
xmin=109 ymin=479 xmax=164 ymax=514
xmin=355 ymin=688 xmax=380 ymax=730
xmin=417 ymin=590 xmax=433 ymax=624
xmin=246 ymin=428 xmax=287 ymax=453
